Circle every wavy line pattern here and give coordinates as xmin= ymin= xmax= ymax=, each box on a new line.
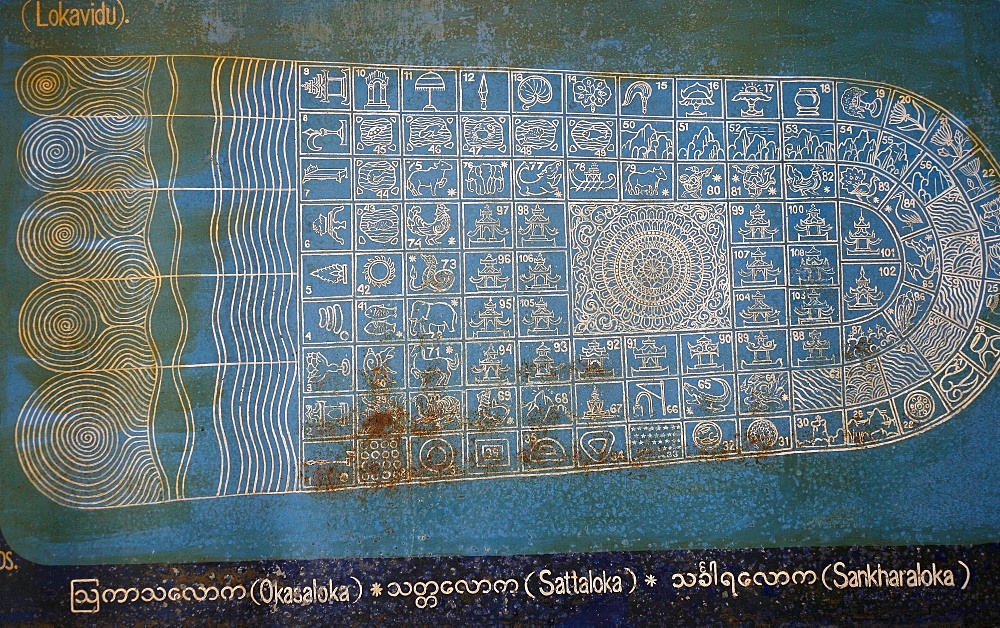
xmin=15 ymin=56 xmax=298 ymax=508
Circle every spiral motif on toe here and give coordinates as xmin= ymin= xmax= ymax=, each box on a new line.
xmin=15 ymin=57 xmax=72 ymax=115
xmin=19 ymin=282 xmax=103 ymax=372
xmin=16 ymin=370 xmax=164 ymax=509
xmin=18 ymin=119 xmax=87 ymax=191
xmin=18 ymin=191 xmax=155 ymax=279
xmin=16 ymin=56 xmax=153 ymax=117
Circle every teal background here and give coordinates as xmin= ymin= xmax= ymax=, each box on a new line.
xmin=1 ymin=0 xmax=998 ymax=564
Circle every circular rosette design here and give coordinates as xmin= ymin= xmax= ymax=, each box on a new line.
xmin=570 ymin=204 xmax=731 ymax=333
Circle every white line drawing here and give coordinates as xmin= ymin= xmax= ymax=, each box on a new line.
xmin=569 ymin=119 xmax=613 ymax=156
xmin=621 ymin=123 xmax=672 ymax=159
xmin=303 ymin=122 xmax=347 ymax=151
xmin=360 ymin=302 xmax=399 ymax=338
xmin=793 ymin=86 xmax=821 ymax=116
xmin=569 ymin=162 xmax=617 ymax=191
xmin=571 ymin=75 xmax=613 ymax=112
xmin=312 ymin=206 xmax=347 ymax=245
xmin=841 ymin=85 xmax=883 ymax=119
xmin=406 ymin=116 xmax=455 ymax=152
xmin=408 ymin=299 xmax=458 ymax=338
xmin=624 ymin=164 xmax=670 ymax=196
xmin=467 ymin=204 xmax=510 ymax=243
xmin=406 ymin=160 xmax=454 ymax=197
xmin=679 ymin=82 xmax=715 ymax=116
xmin=356 ymin=117 xmax=396 ymax=154
xmin=465 ymin=161 xmax=507 ymax=195
xmin=515 ymin=162 xmax=563 ymax=197
xmin=514 ymin=118 xmax=559 ymax=155
xmin=406 ymin=203 xmax=452 ymax=245
xmin=478 ymin=74 xmax=489 ymax=110
xmin=362 ymin=69 xmax=390 ymax=110
xmin=300 ymin=68 xmax=350 ymax=105
xmin=357 ymin=203 xmax=400 ymax=245
xmin=311 ymin=262 xmax=349 ymax=284
xmin=357 ymin=160 xmax=399 ymax=197
xmin=471 ymin=344 xmax=511 ymax=383
xmin=732 ymin=82 xmax=772 ymax=117
xmin=408 ymin=253 xmax=456 ymax=292
xmin=515 ymin=74 xmax=553 ymax=111
xmin=362 ymin=255 xmax=396 ymax=287
xmin=622 ymin=81 xmax=652 ymax=114
xmin=470 ymin=254 xmax=511 ymax=289
xmin=678 ymin=165 xmax=715 ymax=198
xmin=887 ymin=95 xmax=926 ymax=132
xmin=683 ymin=378 xmax=732 ymax=414
xmin=317 ymin=304 xmax=349 ymax=340
xmin=463 ymin=116 xmax=505 ymax=154
xmin=414 ymin=71 xmax=447 ymax=111
xmin=302 ymin=163 xmax=348 ymax=183
xmin=11 ymin=56 xmax=1000 ymax=504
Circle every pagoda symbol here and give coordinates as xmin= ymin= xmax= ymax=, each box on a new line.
xmin=740 ymin=291 xmax=781 ymax=325
xmin=519 ymin=253 xmax=561 ymax=290
xmin=739 ymin=248 xmax=781 ymax=286
xmin=518 ymin=204 xmax=559 ymax=245
xmin=468 ymin=297 xmax=511 ymax=337
xmin=686 ymin=335 xmax=721 ymax=370
xmin=469 ymin=253 xmax=511 ymax=290
xmin=794 ymin=246 xmax=836 ymax=285
xmin=798 ymin=329 xmax=834 ymax=365
xmin=631 ymin=337 xmax=669 ymax=374
xmin=845 ymin=267 xmax=884 ymax=310
xmin=471 ymin=344 xmax=510 ymax=384
xmin=521 ymin=298 xmax=563 ymax=333
xmin=844 ymin=209 xmax=882 ymax=256
xmin=794 ymin=204 xmax=833 ymax=240
xmin=581 ymin=386 xmax=619 ymax=421
xmin=794 ymin=289 xmax=835 ymax=324
xmin=740 ymin=330 xmax=783 ymax=368
xmin=467 ymin=204 xmax=510 ymax=244
xmin=577 ymin=339 xmax=613 ymax=378
xmin=527 ymin=343 xmax=558 ymax=380
xmin=738 ymin=204 xmax=779 ymax=242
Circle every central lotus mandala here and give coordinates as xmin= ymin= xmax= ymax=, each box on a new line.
xmin=571 ymin=203 xmax=731 ymax=333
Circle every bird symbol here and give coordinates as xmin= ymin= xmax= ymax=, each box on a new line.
xmin=406 ymin=203 xmax=451 ymax=246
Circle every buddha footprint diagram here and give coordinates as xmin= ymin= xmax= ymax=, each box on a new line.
xmin=11 ymin=55 xmax=1000 ymax=509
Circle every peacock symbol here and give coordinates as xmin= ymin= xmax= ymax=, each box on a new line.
xmin=409 ymin=253 xmax=456 ymax=292
xmin=406 ymin=203 xmax=451 ymax=245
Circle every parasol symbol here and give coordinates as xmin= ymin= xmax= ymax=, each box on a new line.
xmin=415 ymin=71 xmax=446 ymax=111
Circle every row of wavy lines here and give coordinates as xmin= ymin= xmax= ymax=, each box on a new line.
xmin=213 ymin=273 xmax=297 ymax=495
xmin=220 ymin=58 xmax=295 ymax=120
xmin=15 ymin=56 xmax=153 ymax=117
xmin=18 ymin=116 xmax=152 ymax=192
xmin=16 ymin=190 xmax=154 ymax=280
xmin=16 ymin=369 xmax=164 ymax=509
xmin=217 ymin=361 xmax=298 ymax=495
xmin=205 ymin=58 xmax=298 ymax=494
